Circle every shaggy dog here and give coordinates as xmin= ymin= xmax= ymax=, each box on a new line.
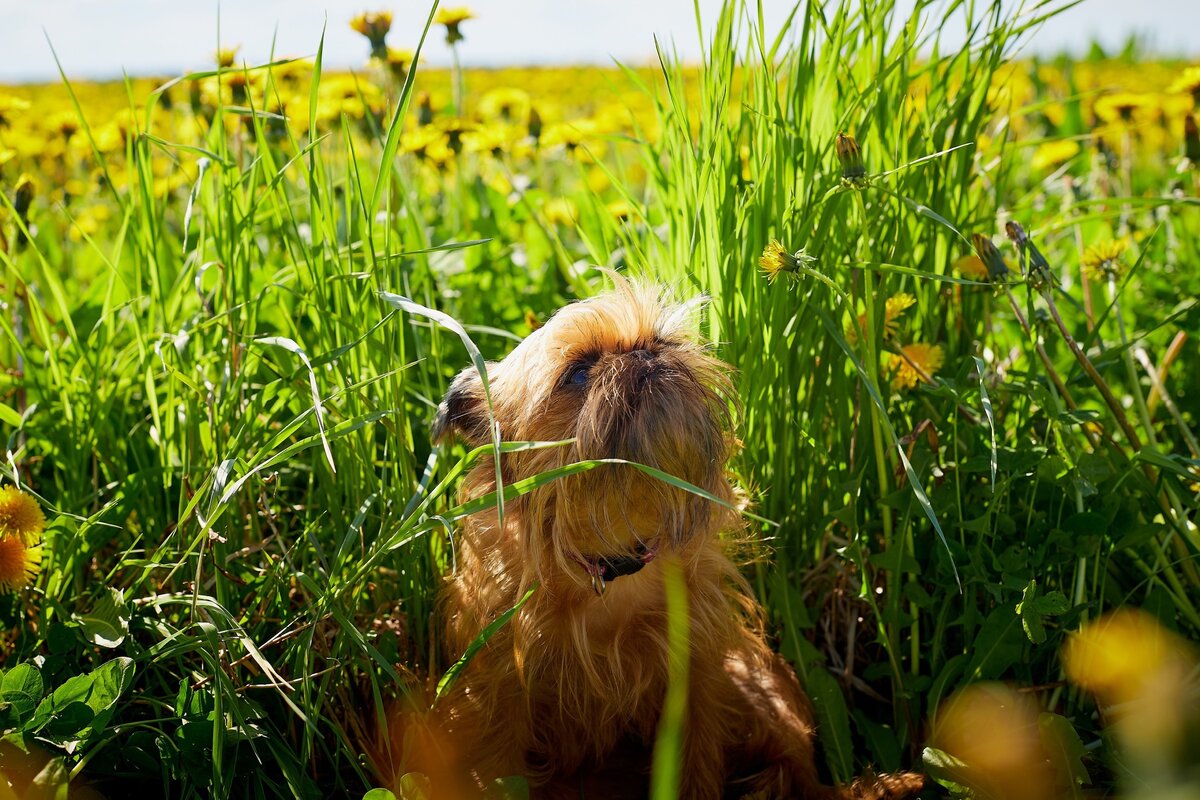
xmin=418 ymin=279 xmax=923 ymax=799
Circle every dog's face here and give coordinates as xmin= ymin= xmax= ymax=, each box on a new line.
xmin=434 ymin=279 xmax=737 ymax=588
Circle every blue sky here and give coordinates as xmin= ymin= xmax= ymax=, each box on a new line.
xmin=1 ymin=0 xmax=1198 ymax=83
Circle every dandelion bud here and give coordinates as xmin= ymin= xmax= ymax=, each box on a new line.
xmin=528 ymin=106 xmax=543 ymax=145
xmin=417 ymin=92 xmax=434 ymax=127
xmin=13 ymin=174 xmax=36 ymax=219
xmin=835 ymin=131 xmax=866 ymax=182
xmin=971 ymin=234 xmax=1009 ymax=281
xmin=1185 ymin=114 xmax=1200 ymax=164
xmin=1005 ymin=220 xmax=1050 ymax=276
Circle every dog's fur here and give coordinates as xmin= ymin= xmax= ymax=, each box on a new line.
xmin=418 ymin=279 xmax=922 ymax=799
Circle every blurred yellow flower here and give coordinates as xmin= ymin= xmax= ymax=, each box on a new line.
xmin=0 ymin=486 xmax=46 ymax=545
xmin=350 ymin=11 xmax=393 ymax=58
xmin=543 ymin=198 xmax=578 ymax=227
xmin=1094 ymin=92 xmax=1153 ymax=124
xmin=1063 ymin=608 xmax=1182 ymax=700
xmin=1167 ymin=65 xmax=1200 ymax=102
xmin=886 ymin=343 xmax=944 ymax=390
xmin=215 ymin=46 xmax=241 ymax=69
xmin=1081 ymin=238 xmax=1129 ymax=282
xmin=1063 ymin=608 xmax=1199 ymax=768
xmin=1030 ymin=138 xmax=1080 ymax=171
xmin=436 ymin=7 xmax=475 ymax=45
xmin=0 ymin=535 xmax=41 ymax=593
xmin=931 ymin=683 xmax=1067 ymax=800
xmin=847 ymin=292 xmax=916 ymax=343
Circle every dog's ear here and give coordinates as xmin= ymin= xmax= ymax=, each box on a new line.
xmin=432 ymin=365 xmax=491 ymax=446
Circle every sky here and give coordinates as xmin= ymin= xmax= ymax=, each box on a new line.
xmin=1 ymin=0 xmax=1198 ymax=84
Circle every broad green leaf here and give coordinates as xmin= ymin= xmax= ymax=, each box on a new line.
xmin=805 ymin=667 xmax=853 ymax=783
xmin=0 ymin=665 xmax=43 ymax=727
xmin=76 ymin=587 xmax=130 ymax=648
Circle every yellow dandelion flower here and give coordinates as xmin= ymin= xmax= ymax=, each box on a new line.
xmin=1167 ymin=66 xmax=1200 ymax=101
xmin=350 ymin=11 xmax=393 ymax=58
xmin=886 ymin=343 xmax=944 ymax=390
xmin=760 ymin=240 xmax=800 ymax=283
xmin=215 ymin=46 xmax=241 ymax=69
xmin=1081 ymin=238 xmax=1128 ymax=282
xmin=0 ymin=535 xmax=41 ymax=593
xmin=544 ymin=198 xmax=578 ymax=227
xmin=1030 ymin=139 xmax=1080 ymax=171
xmin=1094 ymin=92 xmax=1152 ymax=124
xmin=1063 ymin=609 xmax=1180 ymax=700
xmin=847 ymin=292 xmax=916 ymax=343
xmin=953 ymin=254 xmax=989 ymax=281
xmin=607 ymin=199 xmax=636 ymax=222
xmin=435 ymin=7 xmax=475 ymax=45
xmin=0 ymin=486 xmax=46 ymax=545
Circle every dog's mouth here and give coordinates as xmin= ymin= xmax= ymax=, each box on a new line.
xmin=570 ymin=541 xmax=658 ymax=596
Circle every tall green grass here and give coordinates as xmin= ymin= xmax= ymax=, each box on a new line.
xmin=2 ymin=0 xmax=1198 ymax=797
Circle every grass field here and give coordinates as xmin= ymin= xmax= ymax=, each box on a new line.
xmin=2 ymin=0 xmax=1199 ymax=797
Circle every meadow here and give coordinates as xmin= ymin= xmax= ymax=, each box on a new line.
xmin=1 ymin=0 xmax=1199 ymax=797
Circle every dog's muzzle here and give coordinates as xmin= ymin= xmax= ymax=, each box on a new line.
xmin=572 ymin=542 xmax=658 ymax=596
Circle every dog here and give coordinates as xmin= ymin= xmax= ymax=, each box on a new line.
xmin=418 ymin=278 xmax=923 ymax=799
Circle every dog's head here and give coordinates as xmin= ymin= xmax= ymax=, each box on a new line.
xmin=434 ymin=277 xmax=737 ymax=590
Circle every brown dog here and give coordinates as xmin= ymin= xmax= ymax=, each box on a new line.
xmin=421 ymin=278 xmax=922 ymax=799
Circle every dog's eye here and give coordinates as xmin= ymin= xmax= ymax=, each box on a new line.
xmin=564 ymin=364 xmax=591 ymax=387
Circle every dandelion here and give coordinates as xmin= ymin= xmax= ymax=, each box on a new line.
xmin=0 ymin=486 xmax=46 ymax=545
xmin=350 ymin=11 xmax=393 ymax=59
xmin=1030 ymin=139 xmax=1080 ymax=171
xmin=215 ymin=46 xmax=241 ymax=69
xmin=382 ymin=48 xmax=417 ymax=84
xmin=1094 ymin=92 xmax=1152 ymax=124
xmin=886 ymin=343 xmax=944 ymax=390
xmin=835 ymin=131 xmax=867 ymax=183
xmin=759 ymin=239 xmax=815 ymax=283
xmin=607 ymin=199 xmax=635 ymax=222
xmin=1063 ymin=608 xmax=1198 ymax=764
xmin=1167 ymin=65 xmax=1200 ymax=105
xmin=0 ymin=535 xmax=41 ymax=593
xmin=435 ymin=7 xmax=475 ymax=45
xmin=544 ymin=198 xmax=578 ymax=227
xmin=931 ymin=684 xmax=1064 ymax=800
xmin=1081 ymin=238 xmax=1128 ymax=282
xmin=847 ymin=292 xmax=916 ymax=343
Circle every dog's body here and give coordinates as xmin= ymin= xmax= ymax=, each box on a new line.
xmin=421 ymin=280 xmax=921 ymax=799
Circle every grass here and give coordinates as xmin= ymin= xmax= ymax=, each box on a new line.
xmin=1 ymin=0 xmax=1199 ymax=797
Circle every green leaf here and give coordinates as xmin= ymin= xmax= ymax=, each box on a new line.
xmin=805 ymin=667 xmax=854 ymax=783
xmin=76 ymin=587 xmax=130 ymax=648
xmin=1039 ymin=712 xmax=1091 ymax=788
xmin=364 ymin=789 xmax=401 ymax=800
xmin=921 ymin=746 xmax=972 ymax=796
xmin=1017 ymin=580 xmax=1048 ymax=644
xmin=436 ymin=586 xmax=537 ymax=701
xmin=0 ymin=664 xmax=44 ymax=728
